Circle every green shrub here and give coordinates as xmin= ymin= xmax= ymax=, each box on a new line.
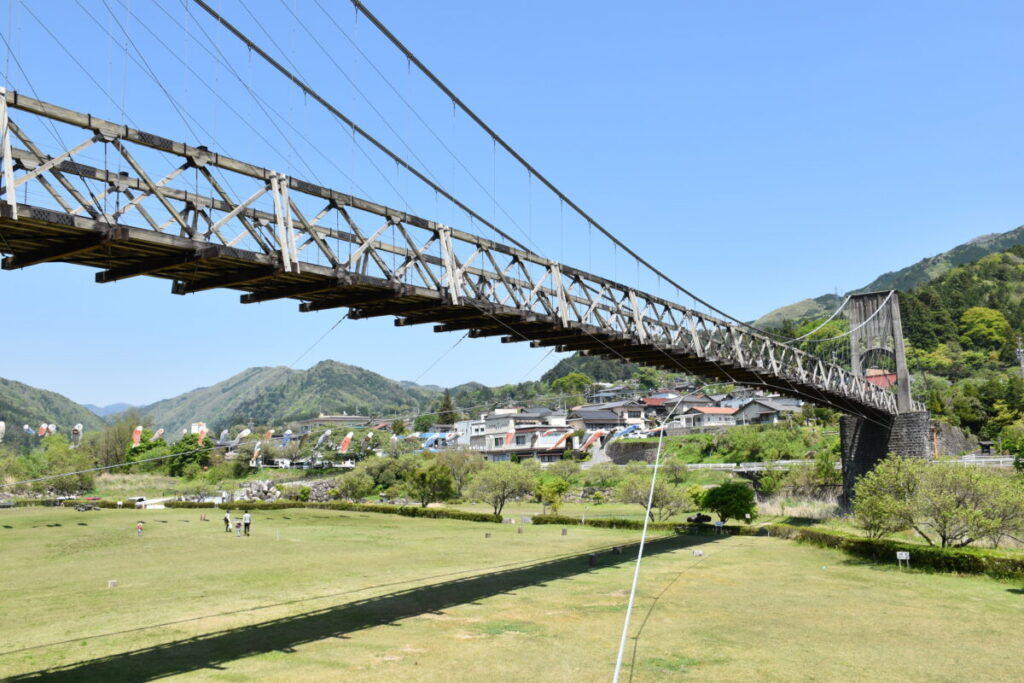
xmin=532 ymin=514 xmax=679 ymax=532
xmin=163 ymin=500 xmax=501 ymax=523
xmin=765 ymin=524 xmax=1024 ymax=579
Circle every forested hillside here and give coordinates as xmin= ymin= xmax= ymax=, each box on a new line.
xmin=901 ymin=247 xmax=1024 ymax=372
xmin=137 ymin=361 xmax=438 ymax=435
xmin=755 ymin=224 xmax=1024 ymax=329
xmin=777 ymin=246 xmax=1024 ymax=441
xmin=0 ymin=377 xmax=105 ymax=451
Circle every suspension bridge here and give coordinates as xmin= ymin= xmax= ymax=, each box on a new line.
xmin=0 ymin=2 xmax=930 ymax=503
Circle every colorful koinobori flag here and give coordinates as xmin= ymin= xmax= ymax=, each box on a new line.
xmin=338 ymin=431 xmax=354 ymax=454
xmin=131 ymin=425 xmax=143 ymax=447
xmin=580 ymin=430 xmax=607 ymax=452
xmin=551 ymin=431 xmax=573 ymax=449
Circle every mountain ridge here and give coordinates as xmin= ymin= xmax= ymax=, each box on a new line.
xmin=754 ymin=224 xmax=1024 ymax=328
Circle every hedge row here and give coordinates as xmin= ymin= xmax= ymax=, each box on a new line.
xmin=531 ymin=515 xmax=1024 ymax=579
xmin=764 ymin=524 xmax=1024 ymax=579
xmin=531 ymin=514 xmax=681 ymax=532
xmin=164 ymin=500 xmax=501 ymax=524
xmin=8 ymin=498 xmax=64 ymax=507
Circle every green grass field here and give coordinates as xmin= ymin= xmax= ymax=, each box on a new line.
xmin=1 ymin=506 xmax=1022 ymax=681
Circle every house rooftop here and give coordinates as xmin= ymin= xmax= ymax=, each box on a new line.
xmin=570 ymin=409 xmax=622 ymax=421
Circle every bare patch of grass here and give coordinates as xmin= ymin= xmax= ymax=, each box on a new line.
xmin=758 ymin=493 xmax=840 ymax=520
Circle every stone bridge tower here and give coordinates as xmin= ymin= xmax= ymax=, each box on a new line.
xmin=840 ymin=291 xmax=931 ymax=506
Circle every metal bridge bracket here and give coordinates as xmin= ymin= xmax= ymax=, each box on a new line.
xmin=0 ymin=88 xmax=17 ymax=221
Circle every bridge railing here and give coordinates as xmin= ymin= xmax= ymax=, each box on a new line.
xmin=0 ymin=91 xmax=907 ymax=416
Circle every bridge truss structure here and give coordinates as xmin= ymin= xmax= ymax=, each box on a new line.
xmin=0 ymin=91 xmax=909 ymax=418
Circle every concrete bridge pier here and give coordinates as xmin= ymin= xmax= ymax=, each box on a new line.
xmin=839 ymin=411 xmax=931 ymax=508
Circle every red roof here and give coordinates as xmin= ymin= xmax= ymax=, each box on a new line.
xmin=642 ymin=397 xmax=668 ymax=407
xmin=865 ymin=372 xmax=897 ymax=389
xmin=689 ymin=406 xmax=737 ymax=415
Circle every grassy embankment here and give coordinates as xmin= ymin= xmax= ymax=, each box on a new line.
xmin=1 ymin=506 xmax=1022 ymax=681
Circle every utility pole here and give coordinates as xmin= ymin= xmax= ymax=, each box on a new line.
xmin=1016 ymin=336 xmax=1024 ymax=379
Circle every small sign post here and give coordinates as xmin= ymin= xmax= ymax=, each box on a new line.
xmin=896 ymin=551 xmax=910 ymax=569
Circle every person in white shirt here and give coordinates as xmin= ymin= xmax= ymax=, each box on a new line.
xmin=223 ymin=510 xmax=231 ymax=533
xmin=243 ymin=511 xmax=252 ymax=536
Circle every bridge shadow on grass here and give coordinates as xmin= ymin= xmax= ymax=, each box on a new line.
xmin=10 ymin=533 xmax=717 ymax=681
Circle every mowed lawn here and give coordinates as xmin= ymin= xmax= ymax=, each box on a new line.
xmin=0 ymin=508 xmax=1021 ymax=681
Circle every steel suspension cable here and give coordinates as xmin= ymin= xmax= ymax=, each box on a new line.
xmin=347 ymin=0 xmax=778 ymax=337
xmin=189 ymin=0 xmax=530 ymax=253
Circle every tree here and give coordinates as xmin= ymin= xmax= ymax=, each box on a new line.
xmin=852 ymin=455 xmax=922 ymax=539
xmin=31 ymin=434 xmax=94 ymax=496
xmin=658 ymin=459 xmax=689 ymax=485
xmin=545 ymin=458 xmax=580 ymax=482
xmin=166 ymin=434 xmax=213 ymax=477
xmin=390 ymin=419 xmax=407 ymax=436
xmin=434 ymin=449 xmax=483 ymax=497
xmin=912 ymin=464 xmax=1006 ymax=548
xmin=437 ymin=389 xmax=459 ymax=425
xmin=958 ymin=307 xmax=1010 ymax=351
xmin=854 ymin=456 xmax=1024 ymax=547
xmin=413 ymin=414 xmax=434 ymax=433
xmin=550 ymin=372 xmax=593 ymax=407
xmin=537 ymin=476 xmax=571 ymax=514
xmin=701 ymin=481 xmax=756 ymax=524
xmin=335 ymin=471 xmax=376 ymax=501
xmin=615 ymin=474 xmax=689 ymax=521
xmin=81 ymin=410 xmax=149 ymax=468
xmin=405 ymin=462 xmax=456 ymax=507
xmin=467 ymin=462 xmax=536 ymax=515
xmin=982 ymin=475 xmax=1024 ymax=547
xmin=633 ymin=367 xmax=661 ymax=391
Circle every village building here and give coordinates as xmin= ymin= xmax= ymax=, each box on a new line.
xmin=296 ymin=413 xmax=372 ymax=433
xmin=678 ymin=406 xmax=737 ymax=429
xmin=733 ymin=398 xmax=802 ymax=425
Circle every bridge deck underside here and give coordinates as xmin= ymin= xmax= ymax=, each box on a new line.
xmin=0 ymin=204 xmax=888 ymax=420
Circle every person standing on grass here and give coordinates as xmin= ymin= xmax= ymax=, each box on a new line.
xmin=235 ymin=520 xmax=242 ymax=537
xmin=224 ymin=510 xmax=231 ymax=533
xmin=136 ymin=521 xmax=144 ymax=537
xmin=243 ymin=510 xmax=251 ymax=536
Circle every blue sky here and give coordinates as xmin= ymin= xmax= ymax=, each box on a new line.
xmin=1 ymin=0 xmax=1023 ymax=407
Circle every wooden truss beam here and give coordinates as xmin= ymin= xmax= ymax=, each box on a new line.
xmin=172 ymin=266 xmax=279 ymax=295
xmin=95 ymin=245 xmax=224 ymax=283
xmin=240 ymin=277 xmax=344 ymax=304
xmin=2 ymin=227 xmax=128 ymax=270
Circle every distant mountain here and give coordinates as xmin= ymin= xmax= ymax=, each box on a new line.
xmin=753 ymin=294 xmax=844 ymax=331
xmin=754 ymin=224 xmax=1024 ymax=329
xmin=0 ymin=377 xmax=105 ymax=449
xmin=540 ymin=353 xmax=637 ymax=384
xmin=83 ymin=402 xmax=135 ymax=418
xmin=136 ymin=361 xmax=440 ymax=436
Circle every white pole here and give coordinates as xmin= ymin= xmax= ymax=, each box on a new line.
xmin=612 ymin=426 xmax=668 ymax=682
